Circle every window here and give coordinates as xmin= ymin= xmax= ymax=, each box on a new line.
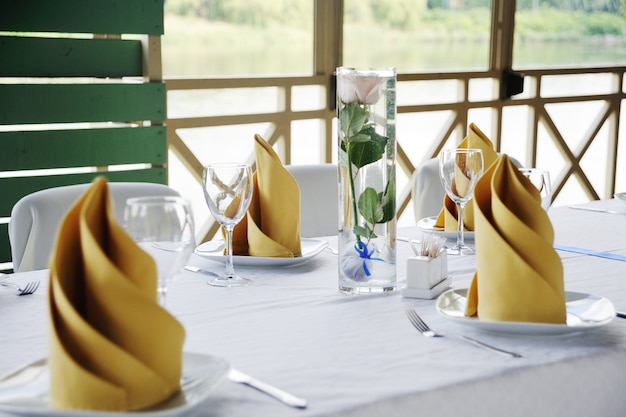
xmin=163 ymin=0 xmax=314 ymax=76
xmin=343 ymin=0 xmax=492 ymax=72
xmin=514 ymin=1 xmax=626 ymax=69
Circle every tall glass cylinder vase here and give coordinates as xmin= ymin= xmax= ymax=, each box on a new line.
xmin=336 ymin=67 xmax=397 ymax=294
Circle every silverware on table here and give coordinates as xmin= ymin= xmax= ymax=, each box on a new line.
xmin=0 ymin=280 xmax=40 ymax=296
xmin=324 ymin=246 xmax=338 ymax=255
xmin=228 ymin=368 xmax=307 ymax=409
xmin=616 ymin=311 xmax=626 ymax=319
xmin=405 ymin=309 xmax=522 ymax=358
xmin=184 ymin=265 xmax=218 ymax=277
xmin=568 ymin=206 xmax=626 ymax=215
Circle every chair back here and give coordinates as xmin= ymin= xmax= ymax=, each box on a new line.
xmin=412 ymin=158 xmax=448 ymax=221
xmin=286 ymin=164 xmax=338 ymax=238
xmin=10 ymin=182 xmax=180 ymax=273
xmin=0 ymin=0 xmax=167 ymax=269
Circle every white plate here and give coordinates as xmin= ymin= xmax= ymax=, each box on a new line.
xmin=417 ymin=216 xmax=475 ymax=241
xmin=195 ymin=238 xmax=329 ymax=267
xmin=615 ymin=192 xmax=626 ymax=203
xmin=436 ymin=288 xmax=615 ymax=336
xmin=0 ymin=352 xmax=229 ymax=416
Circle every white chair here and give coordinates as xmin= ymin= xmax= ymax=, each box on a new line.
xmin=412 ymin=156 xmax=523 ymax=221
xmin=9 ymin=182 xmax=180 ymax=272
xmin=286 ymin=164 xmax=338 ymax=238
xmin=412 ymin=158 xmax=447 ymax=222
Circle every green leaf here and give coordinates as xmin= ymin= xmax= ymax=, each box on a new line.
xmin=348 ymin=127 xmax=388 ymax=168
xmin=349 ymin=133 xmax=372 ymax=143
xmin=354 ymin=224 xmax=376 ymax=240
xmin=380 ymin=193 xmax=395 ymax=224
xmin=353 ymin=225 xmax=368 ymax=238
xmin=358 ymin=187 xmax=384 ymax=224
xmin=339 ymin=101 xmax=369 ymax=138
xmin=380 ymin=169 xmax=396 ymax=223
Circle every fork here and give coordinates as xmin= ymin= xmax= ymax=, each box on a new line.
xmin=0 ymin=280 xmax=40 ymax=296
xmin=405 ymin=309 xmax=521 ymax=358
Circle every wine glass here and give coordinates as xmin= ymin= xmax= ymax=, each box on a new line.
xmin=519 ymin=168 xmax=552 ymax=210
xmin=124 ymin=196 xmax=195 ymax=307
xmin=439 ymin=148 xmax=484 ymax=255
xmin=202 ymin=163 xmax=254 ymax=287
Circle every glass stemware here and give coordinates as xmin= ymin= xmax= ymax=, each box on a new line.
xmin=519 ymin=168 xmax=552 ymax=210
xmin=124 ymin=196 xmax=195 ymax=307
xmin=202 ymin=163 xmax=254 ymax=287
xmin=439 ymin=148 xmax=484 ymax=255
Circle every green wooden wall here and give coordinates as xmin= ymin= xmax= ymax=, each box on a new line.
xmin=0 ymin=0 xmax=167 ymax=270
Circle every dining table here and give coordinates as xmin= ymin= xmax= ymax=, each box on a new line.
xmin=1 ymin=198 xmax=626 ymax=417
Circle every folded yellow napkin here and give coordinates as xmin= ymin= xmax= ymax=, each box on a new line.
xmin=48 ymin=177 xmax=185 ymax=411
xmin=465 ymin=155 xmax=566 ymax=323
xmin=232 ymin=134 xmax=302 ymax=257
xmin=435 ymin=123 xmax=499 ymax=231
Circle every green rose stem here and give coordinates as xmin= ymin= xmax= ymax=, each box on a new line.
xmin=345 ymin=140 xmax=363 ymax=247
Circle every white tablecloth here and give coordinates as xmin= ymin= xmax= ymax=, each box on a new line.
xmin=1 ymin=200 xmax=626 ymax=417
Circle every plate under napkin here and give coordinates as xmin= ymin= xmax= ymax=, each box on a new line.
xmin=0 ymin=352 xmax=229 ymax=417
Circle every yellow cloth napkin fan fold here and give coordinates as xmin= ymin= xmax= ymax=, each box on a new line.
xmin=435 ymin=123 xmax=499 ymax=231
xmin=465 ymin=155 xmax=566 ymax=324
xmin=48 ymin=177 xmax=185 ymax=411
xmin=232 ymin=134 xmax=302 ymax=257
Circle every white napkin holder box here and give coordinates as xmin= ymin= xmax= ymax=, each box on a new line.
xmin=403 ymin=250 xmax=450 ymax=299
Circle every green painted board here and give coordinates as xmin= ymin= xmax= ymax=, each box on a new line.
xmin=0 ymin=0 xmax=164 ymax=35
xmin=0 ymin=168 xmax=167 ymax=217
xmin=0 ymin=83 xmax=165 ymax=125
xmin=0 ymin=223 xmax=10 ymax=266
xmin=0 ymin=36 xmax=143 ymax=78
xmin=0 ymin=126 xmax=166 ymax=171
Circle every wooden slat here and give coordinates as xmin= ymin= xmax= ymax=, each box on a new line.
xmin=0 ymin=126 xmax=166 ymax=171
xmin=165 ymin=75 xmax=327 ymax=90
xmin=0 ymin=83 xmax=165 ymax=125
xmin=0 ymin=36 xmax=142 ymax=78
xmin=0 ymin=223 xmax=10 ymax=266
xmin=0 ymin=169 xmax=167 ymax=217
xmin=0 ymin=0 xmax=164 ymax=35
xmin=0 ymin=0 xmax=167 ymax=267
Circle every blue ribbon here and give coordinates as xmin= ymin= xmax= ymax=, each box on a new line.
xmin=354 ymin=240 xmax=384 ymax=276
xmin=553 ymin=244 xmax=626 ymax=262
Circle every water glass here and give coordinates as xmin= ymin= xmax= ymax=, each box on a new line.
xmin=124 ymin=196 xmax=195 ymax=307
xmin=203 ymin=163 xmax=254 ymax=287
xmin=519 ymin=168 xmax=552 ymax=210
xmin=439 ymin=148 xmax=484 ymax=255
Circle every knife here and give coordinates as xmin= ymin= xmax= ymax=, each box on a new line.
xmin=616 ymin=311 xmax=626 ymax=319
xmin=184 ymin=265 xmax=218 ymax=277
xmin=568 ymin=206 xmax=626 ymax=215
xmin=228 ymin=368 xmax=307 ymax=409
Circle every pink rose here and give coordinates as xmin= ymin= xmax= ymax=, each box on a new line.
xmin=338 ymin=73 xmax=358 ymax=103
xmin=338 ymin=70 xmax=383 ymax=105
xmin=354 ymin=75 xmax=383 ymax=104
